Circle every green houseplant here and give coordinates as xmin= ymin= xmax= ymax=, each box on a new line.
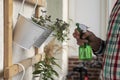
xmin=33 ymin=55 xmax=60 ymax=80
xmin=33 ymin=38 xmax=63 ymax=80
xmin=32 ymin=14 xmax=70 ymax=80
xmin=32 ymin=15 xmax=69 ymax=42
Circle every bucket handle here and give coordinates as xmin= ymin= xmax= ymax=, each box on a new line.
xmin=18 ymin=0 xmax=38 ymax=17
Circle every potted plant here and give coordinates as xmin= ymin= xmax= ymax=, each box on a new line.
xmin=32 ymin=14 xmax=70 ymax=80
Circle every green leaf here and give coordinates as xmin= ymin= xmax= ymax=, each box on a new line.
xmin=51 ymin=69 xmax=59 ymax=77
xmin=33 ymin=70 xmax=43 ymax=74
xmin=50 ymin=77 xmax=54 ymax=80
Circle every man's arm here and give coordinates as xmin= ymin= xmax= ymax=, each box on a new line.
xmin=73 ymin=29 xmax=106 ymax=56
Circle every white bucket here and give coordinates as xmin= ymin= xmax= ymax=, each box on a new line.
xmin=13 ymin=0 xmax=52 ymax=49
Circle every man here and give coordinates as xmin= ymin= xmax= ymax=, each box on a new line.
xmin=73 ymin=0 xmax=120 ymax=80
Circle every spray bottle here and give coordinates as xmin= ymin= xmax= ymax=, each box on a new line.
xmin=76 ymin=23 xmax=92 ymax=60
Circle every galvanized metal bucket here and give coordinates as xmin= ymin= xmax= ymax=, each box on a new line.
xmin=13 ymin=0 xmax=52 ymax=49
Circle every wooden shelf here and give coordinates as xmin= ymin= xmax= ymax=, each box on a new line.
xmin=4 ymin=54 xmax=42 ymax=78
xmin=4 ymin=0 xmax=13 ymax=80
xmin=15 ymin=0 xmax=46 ymax=7
xmin=4 ymin=0 xmax=46 ymax=79
xmin=26 ymin=0 xmax=46 ymax=7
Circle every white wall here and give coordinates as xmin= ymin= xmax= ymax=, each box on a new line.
xmin=108 ymin=0 xmax=117 ymax=15
xmin=75 ymin=0 xmax=101 ymax=36
xmin=100 ymin=0 xmax=117 ymax=40
xmin=0 ymin=0 xmax=3 ymax=79
xmin=46 ymin=0 xmax=62 ymax=19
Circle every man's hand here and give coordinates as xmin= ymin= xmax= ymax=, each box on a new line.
xmin=73 ymin=29 xmax=101 ymax=52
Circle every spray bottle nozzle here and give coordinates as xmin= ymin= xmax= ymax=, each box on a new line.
xmin=76 ymin=23 xmax=88 ymax=33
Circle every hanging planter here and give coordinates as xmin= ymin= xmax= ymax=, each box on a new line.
xmin=13 ymin=0 xmax=52 ymax=49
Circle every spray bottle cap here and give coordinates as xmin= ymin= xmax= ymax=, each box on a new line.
xmin=76 ymin=23 xmax=88 ymax=33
